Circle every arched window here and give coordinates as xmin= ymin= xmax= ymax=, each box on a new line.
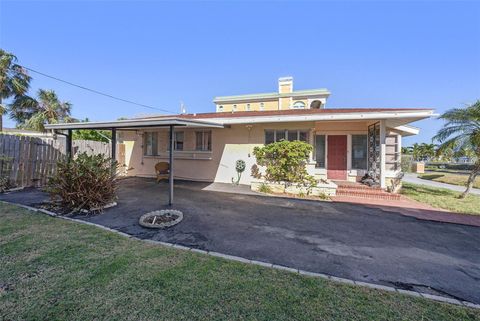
xmin=310 ymin=100 xmax=322 ymax=109
xmin=292 ymin=101 xmax=306 ymax=109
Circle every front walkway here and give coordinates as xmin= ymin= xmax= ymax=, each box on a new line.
xmin=1 ymin=177 xmax=479 ymax=304
xmin=332 ymin=195 xmax=480 ymax=227
xmin=403 ymin=173 xmax=480 ymax=195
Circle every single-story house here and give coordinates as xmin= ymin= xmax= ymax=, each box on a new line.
xmin=46 ymin=77 xmax=434 ymax=194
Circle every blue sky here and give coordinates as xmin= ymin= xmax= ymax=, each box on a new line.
xmin=1 ymin=1 xmax=479 ymax=146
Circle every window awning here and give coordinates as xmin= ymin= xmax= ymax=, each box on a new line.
xmin=44 ymin=118 xmax=225 ymax=131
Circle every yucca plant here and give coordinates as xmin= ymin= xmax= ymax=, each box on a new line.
xmin=47 ymin=153 xmax=118 ymax=213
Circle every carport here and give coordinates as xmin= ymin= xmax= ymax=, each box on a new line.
xmin=45 ymin=118 xmax=225 ymax=205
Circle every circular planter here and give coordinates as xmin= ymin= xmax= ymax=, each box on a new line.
xmin=139 ymin=209 xmax=183 ymax=229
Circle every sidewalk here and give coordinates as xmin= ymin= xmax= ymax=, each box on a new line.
xmin=403 ymin=173 xmax=480 ymax=195
xmin=332 ymin=195 xmax=480 ymax=227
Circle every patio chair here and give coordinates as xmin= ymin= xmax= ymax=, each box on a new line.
xmin=155 ymin=162 xmax=170 ymax=182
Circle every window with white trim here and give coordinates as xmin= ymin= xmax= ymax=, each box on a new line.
xmin=144 ymin=132 xmax=158 ymax=156
xmin=175 ymin=132 xmax=184 ymax=150
xmin=218 ymin=105 xmax=223 ymax=112
xmin=264 ymin=130 xmax=309 ymax=144
xmin=246 ymin=103 xmax=251 ymax=111
xmin=260 ymin=102 xmax=265 ymax=111
xmin=195 ymin=130 xmax=212 ymax=151
xmin=166 ymin=131 xmax=185 ymax=151
xmin=233 ymin=104 xmax=237 ymax=112
xmin=292 ymin=101 xmax=306 ymax=109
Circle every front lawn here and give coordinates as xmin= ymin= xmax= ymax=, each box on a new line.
xmin=401 ymin=182 xmax=480 ymax=215
xmin=0 ymin=203 xmax=479 ymax=321
xmin=419 ymin=172 xmax=480 ymax=189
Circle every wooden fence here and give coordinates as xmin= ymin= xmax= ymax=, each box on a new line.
xmin=0 ymin=133 xmax=111 ymax=188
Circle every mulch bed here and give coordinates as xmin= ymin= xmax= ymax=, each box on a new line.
xmin=33 ymin=201 xmax=117 ymax=216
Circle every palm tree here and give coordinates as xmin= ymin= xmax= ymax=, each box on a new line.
xmin=420 ymin=143 xmax=436 ymax=161
xmin=9 ymin=89 xmax=74 ymax=132
xmin=401 ymin=147 xmax=411 ymax=155
xmin=434 ymin=100 xmax=480 ymax=198
xmin=411 ymin=143 xmax=421 ymax=161
xmin=0 ymin=49 xmax=31 ymax=131
xmin=437 ymin=145 xmax=454 ymax=162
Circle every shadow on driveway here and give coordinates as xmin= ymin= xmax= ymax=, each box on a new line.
xmin=1 ymin=177 xmax=479 ymax=304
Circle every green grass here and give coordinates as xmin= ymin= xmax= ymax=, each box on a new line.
xmin=402 ymin=182 xmax=480 ymax=215
xmin=0 ymin=203 xmax=479 ymax=321
xmin=419 ymin=172 xmax=480 ymax=189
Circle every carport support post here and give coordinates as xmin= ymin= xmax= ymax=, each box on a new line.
xmin=66 ymin=129 xmax=72 ymax=161
xmin=169 ymin=125 xmax=174 ymax=206
xmin=379 ymin=120 xmax=386 ymax=189
xmin=111 ymin=128 xmax=117 ymax=162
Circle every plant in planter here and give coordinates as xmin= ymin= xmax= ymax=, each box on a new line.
xmin=252 ymin=140 xmax=316 ymax=192
xmin=47 ymin=152 xmax=118 ymax=214
xmin=258 ymin=182 xmax=272 ymax=194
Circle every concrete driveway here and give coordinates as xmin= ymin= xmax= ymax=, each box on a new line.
xmin=403 ymin=172 xmax=480 ymax=195
xmin=1 ymin=177 xmax=479 ymax=304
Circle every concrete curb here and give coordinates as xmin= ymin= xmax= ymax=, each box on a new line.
xmin=2 ymin=200 xmax=479 ymax=310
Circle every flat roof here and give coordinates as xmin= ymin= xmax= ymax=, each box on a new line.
xmin=145 ymin=107 xmax=434 ymax=120
xmin=45 ymin=108 xmax=436 ymax=130
xmin=44 ymin=118 xmax=226 ymax=130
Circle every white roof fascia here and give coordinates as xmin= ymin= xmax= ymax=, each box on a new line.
xmin=391 ymin=125 xmax=420 ymax=136
xmin=197 ymin=110 xmax=435 ymax=125
xmin=44 ymin=118 xmax=225 ymax=130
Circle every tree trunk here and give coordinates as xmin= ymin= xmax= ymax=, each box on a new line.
xmin=0 ymin=97 xmax=3 ymax=132
xmin=460 ymin=161 xmax=480 ymax=199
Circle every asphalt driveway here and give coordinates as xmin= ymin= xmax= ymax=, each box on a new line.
xmin=1 ymin=177 xmax=479 ymax=304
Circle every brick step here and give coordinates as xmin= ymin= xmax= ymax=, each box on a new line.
xmin=334 ymin=182 xmax=382 ymax=190
xmin=336 ymin=190 xmax=401 ymax=200
xmin=336 ymin=187 xmax=389 ymax=195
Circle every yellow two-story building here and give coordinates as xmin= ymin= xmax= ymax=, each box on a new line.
xmin=214 ymin=77 xmax=330 ymax=112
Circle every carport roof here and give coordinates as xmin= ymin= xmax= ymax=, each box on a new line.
xmin=44 ymin=117 xmax=225 ymax=130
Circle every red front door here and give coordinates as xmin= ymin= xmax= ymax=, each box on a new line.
xmin=327 ymin=135 xmax=347 ymax=180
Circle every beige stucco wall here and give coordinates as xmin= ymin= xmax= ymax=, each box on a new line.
xmin=217 ymin=99 xmax=279 ymax=112
xmin=120 ymin=120 xmax=402 ymax=185
xmin=279 ymin=82 xmax=292 ymax=94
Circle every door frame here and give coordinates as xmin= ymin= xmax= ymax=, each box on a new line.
xmin=327 ymin=135 xmax=348 ymax=180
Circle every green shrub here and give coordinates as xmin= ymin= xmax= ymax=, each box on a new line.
xmin=317 ymin=192 xmax=330 ymax=200
xmin=252 ymin=140 xmax=316 ymax=187
xmin=0 ymin=156 xmax=13 ymax=192
xmin=426 ymin=163 xmax=476 ymax=171
xmin=297 ymin=191 xmax=306 ymax=198
xmin=0 ymin=176 xmax=11 ymax=192
xmin=258 ymin=183 xmax=272 ymax=194
xmin=47 ymin=153 xmax=118 ymax=213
